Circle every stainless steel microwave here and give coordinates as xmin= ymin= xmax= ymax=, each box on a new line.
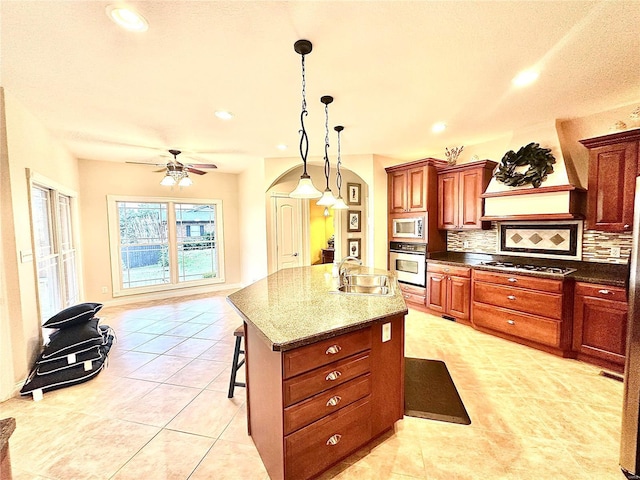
xmin=391 ymin=216 xmax=425 ymax=239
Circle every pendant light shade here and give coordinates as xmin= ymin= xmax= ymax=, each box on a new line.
xmin=290 ymin=175 xmax=322 ymax=198
xmin=290 ymin=40 xmax=322 ymax=199
xmin=160 ymin=174 xmax=176 ymax=186
xmin=178 ymin=173 xmax=192 ymax=187
xmin=332 ymin=125 xmax=349 ymax=210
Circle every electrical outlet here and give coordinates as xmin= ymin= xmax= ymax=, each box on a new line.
xmin=610 ymin=247 xmax=621 ymax=258
xmin=382 ymin=323 xmax=391 ymax=342
xmin=463 ymin=241 xmax=470 ymax=249
xmin=101 ymin=286 xmax=108 ymax=294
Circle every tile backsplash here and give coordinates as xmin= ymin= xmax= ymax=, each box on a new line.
xmin=447 ymin=223 xmax=631 ymax=265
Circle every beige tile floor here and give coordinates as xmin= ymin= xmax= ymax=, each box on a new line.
xmin=1 ymin=292 xmax=625 ymax=479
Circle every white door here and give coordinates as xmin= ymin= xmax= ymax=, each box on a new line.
xmin=275 ymin=196 xmax=303 ymax=270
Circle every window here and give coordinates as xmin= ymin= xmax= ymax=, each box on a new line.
xmin=31 ymin=184 xmax=79 ymax=323
xmin=108 ymin=197 xmax=224 ymax=296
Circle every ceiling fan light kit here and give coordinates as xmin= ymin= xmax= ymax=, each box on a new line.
xmin=158 ymin=149 xmax=207 ymax=187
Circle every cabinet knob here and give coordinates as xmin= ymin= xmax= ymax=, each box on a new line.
xmin=444 ymin=268 xmax=450 ymax=272
xmin=508 ymin=278 xmax=517 ymax=283
xmin=325 ymin=345 xmax=342 ymax=355
xmin=326 ymin=395 xmax=342 ymax=407
xmin=403 ymin=294 xmax=410 ymax=299
xmin=326 ymin=434 xmax=342 ymax=446
xmin=507 ymin=295 xmax=516 ymax=301
xmin=598 ymin=289 xmax=611 ymax=295
xmin=325 ymin=371 xmax=342 ymax=381
xmin=624 ymin=224 xmax=630 ymax=229
xmin=507 ymin=320 xmax=515 ymax=325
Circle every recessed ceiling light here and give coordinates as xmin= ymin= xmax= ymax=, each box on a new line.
xmin=214 ymin=110 xmax=233 ymax=120
xmin=106 ymin=5 xmax=148 ymax=32
xmin=432 ymin=122 xmax=446 ymax=134
xmin=277 ymin=144 xmax=288 ymax=151
xmin=512 ymin=69 xmax=539 ymax=87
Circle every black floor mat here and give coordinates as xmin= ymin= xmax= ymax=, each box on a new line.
xmin=404 ymin=357 xmax=471 ymax=425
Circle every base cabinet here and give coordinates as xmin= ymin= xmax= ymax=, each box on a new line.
xmin=398 ymin=283 xmax=426 ymax=307
xmin=573 ymin=282 xmax=627 ymax=372
xmin=245 ymin=315 xmax=405 ymax=480
xmin=426 ymin=264 xmax=471 ymax=322
xmin=471 ymin=270 xmax=573 ymax=356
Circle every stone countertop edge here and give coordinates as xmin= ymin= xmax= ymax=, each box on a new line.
xmin=226 ymin=265 xmax=408 ymax=352
xmin=0 ymin=417 xmax=16 ymax=450
xmin=427 ymin=251 xmax=628 ymax=287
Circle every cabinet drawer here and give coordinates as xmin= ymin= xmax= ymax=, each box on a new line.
xmin=284 ymin=374 xmax=371 ymax=435
xmin=428 ymin=263 xmax=471 ymax=278
xmin=473 ymin=302 xmax=561 ymax=347
xmin=575 ymin=282 xmax=627 ymax=302
xmin=473 ymin=270 xmax=563 ymax=293
xmin=283 ymin=328 xmax=372 ymax=379
xmin=285 ymin=397 xmax=371 ymax=480
xmin=399 ymin=283 xmax=426 ymax=296
xmin=283 ymin=352 xmax=370 ymax=407
xmin=473 ymin=282 xmax=562 ymax=319
xmin=399 ymin=284 xmax=426 ymax=305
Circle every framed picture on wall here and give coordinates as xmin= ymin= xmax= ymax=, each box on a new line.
xmin=347 ymin=238 xmax=361 ymax=259
xmin=347 ymin=210 xmax=361 ymax=232
xmin=347 ymin=183 xmax=361 ymax=206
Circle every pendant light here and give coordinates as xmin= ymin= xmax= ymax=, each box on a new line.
xmin=290 ymin=40 xmax=322 ymax=199
xmin=332 ymin=125 xmax=348 ymax=209
xmin=316 ymin=95 xmax=336 ymax=206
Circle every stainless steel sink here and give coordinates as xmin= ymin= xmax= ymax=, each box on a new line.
xmin=336 ymin=284 xmax=392 ymax=296
xmin=331 ymin=273 xmax=395 ymax=296
xmin=344 ymin=274 xmax=390 ymax=288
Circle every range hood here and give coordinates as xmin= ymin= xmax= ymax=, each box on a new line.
xmin=479 ymin=124 xmax=586 ymax=221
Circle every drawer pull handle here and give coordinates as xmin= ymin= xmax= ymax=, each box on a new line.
xmin=326 ymin=371 xmax=342 ymax=381
xmin=325 ymin=345 xmax=342 ymax=355
xmin=507 ymin=295 xmax=516 ymax=301
xmin=326 ymin=434 xmax=342 ymax=446
xmin=508 ymin=278 xmax=517 ymax=283
xmin=326 ymin=395 xmax=342 ymax=407
xmin=625 ymin=224 xmax=630 ymax=229
xmin=404 ymin=294 xmax=410 ymax=299
xmin=444 ymin=268 xmax=450 ymax=272
xmin=598 ymin=289 xmax=611 ymax=295
xmin=507 ymin=320 xmax=516 ymax=325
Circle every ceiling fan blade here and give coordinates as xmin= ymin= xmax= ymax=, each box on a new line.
xmin=126 ymin=161 xmax=167 ymax=167
xmin=186 ymin=167 xmax=207 ymax=175
xmin=186 ymin=163 xmax=218 ymax=169
xmin=154 ymin=168 xmax=167 ymax=173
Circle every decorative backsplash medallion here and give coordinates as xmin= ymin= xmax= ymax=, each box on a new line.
xmin=498 ymin=221 xmax=582 ymax=260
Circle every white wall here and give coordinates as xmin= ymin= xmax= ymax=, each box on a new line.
xmin=0 ymin=88 xmax=81 ymax=400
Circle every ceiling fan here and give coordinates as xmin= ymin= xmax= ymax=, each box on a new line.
xmin=129 ymin=149 xmax=218 ymax=186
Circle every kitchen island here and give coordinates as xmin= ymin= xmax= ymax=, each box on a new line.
xmin=227 ymin=264 xmax=408 ymax=480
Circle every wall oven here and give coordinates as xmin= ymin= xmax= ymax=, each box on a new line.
xmin=389 ymin=241 xmax=426 ymax=287
xmin=391 ymin=216 xmax=425 ymax=240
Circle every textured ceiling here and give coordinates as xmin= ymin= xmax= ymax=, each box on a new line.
xmin=1 ymin=1 xmax=639 ymax=173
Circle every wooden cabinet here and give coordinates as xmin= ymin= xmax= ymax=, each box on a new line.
xmin=471 ymin=269 xmax=574 ymax=356
xmin=388 ymin=166 xmax=428 ymax=213
xmin=437 ymin=160 xmax=496 ymax=230
xmin=573 ymin=282 xmax=627 ymax=373
xmin=398 ymin=283 xmax=426 ymax=308
xmin=580 ymin=129 xmax=640 ymax=232
xmin=321 ymin=249 xmax=334 ymax=264
xmin=386 ymin=158 xmax=448 ymax=252
xmin=245 ymin=314 xmax=404 ymax=480
xmin=426 ymin=263 xmax=471 ymax=323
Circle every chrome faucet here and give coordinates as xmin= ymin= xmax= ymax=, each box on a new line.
xmin=338 ymin=256 xmax=363 ymax=285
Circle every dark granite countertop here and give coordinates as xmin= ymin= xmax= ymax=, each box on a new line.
xmin=427 ymin=251 xmax=628 ymax=288
xmin=0 ymin=417 xmax=16 ymax=450
xmin=227 ymin=264 xmax=408 ymax=351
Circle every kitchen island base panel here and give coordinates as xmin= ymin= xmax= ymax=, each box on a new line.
xmin=245 ymin=314 xmax=405 ymax=480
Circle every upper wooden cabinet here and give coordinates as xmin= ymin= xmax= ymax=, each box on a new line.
xmin=580 ymin=129 xmax=640 ymax=232
xmin=387 ymin=159 xmax=445 ymax=214
xmin=437 ymin=160 xmax=497 ymax=230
